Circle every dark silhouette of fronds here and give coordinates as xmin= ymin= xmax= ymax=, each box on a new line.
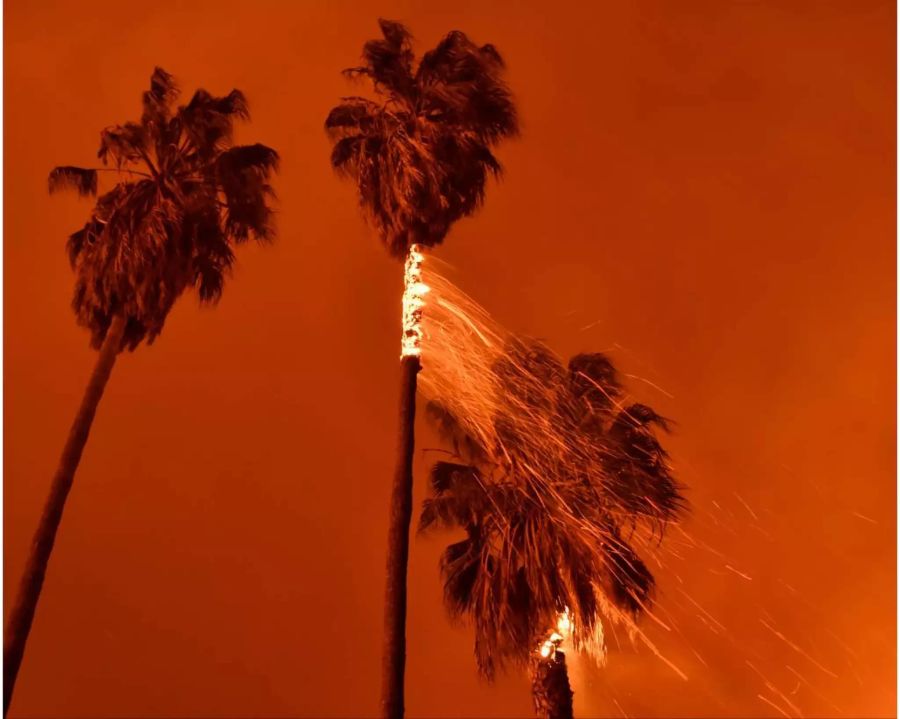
xmin=326 ymin=19 xmax=518 ymax=258
xmin=50 ymin=66 xmax=279 ymax=350
xmin=420 ymin=343 xmax=686 ymax=684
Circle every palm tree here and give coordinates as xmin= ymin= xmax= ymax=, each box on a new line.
xmin=325 ymin=19 xmax=517 ymax=718
xmin=4 ymin=67 xmax=278 ymax=716
xmin=419 ymin=341 xmax=685 ymax=719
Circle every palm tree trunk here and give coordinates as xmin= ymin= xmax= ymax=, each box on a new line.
xmin=380 ymin=353 xmax=420 ymax=719
xmin=3 ymin=314 xmax=126 ymax=717
xmin=530 ymin=651 xmax=575 ymax=719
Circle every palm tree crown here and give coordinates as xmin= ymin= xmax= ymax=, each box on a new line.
xmin=420 ymin=341 xmax=685 ymax=678
xmin=326 ymin=19 xmax=518 ymax=258
xmin=50 ymin=67 xmax=279 ymax=350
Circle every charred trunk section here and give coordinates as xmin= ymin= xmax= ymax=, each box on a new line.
xmin=530 ymin=650 xmax=575 ymax=719
xmin=380 ymin=354 xmax=420 ymax=719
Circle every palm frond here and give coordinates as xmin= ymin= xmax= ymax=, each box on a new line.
xmin=48 ymin=166 xmax=98 ymax=197
xmin=602 ymin=535 xmax=654 ymax=615
xmin=441 ymin=538 xmax=481 ymax=618
xmin=52 ymin=70 xmax=278 ymax=351
xmin=148 ymin=66 xmax=177 ymax=103
xmin=422 ymin=341 xmax=686 ymax=676
xmin=187 ymin=205 xmax=233 ymax=304
xmin=326 ymin=20 xmax=517 ymax=257
xmin=425 ymin=400 xmax=487 ymax=461
xmin=429 ymin=460 xmax=479 ymax=494
xmin=420 ymin=496 xmax=465 ymax=533
xmin=141 ymin=66 xmax=179 ymax=126
xmin=179 ymin=88 xmax=249 ymax=156
xmin=216 ymin=143 xmax=279 ymax=243
xmin=568 ymin=353 xmax=622 ymax=410
xmin=216 ymin=143 xmax=280 ymax=175
xmin=324 ymin=97 xmax=381 ymax=134
xmin=345 ymin=19 xmax=415 ymax=98
xmin=416 ymin=30 xmax=519 ymax=142
xmin=98 ymin=122 xmax=147 ymax=168
xmin=328 ymin=134 xmax=366 ymax=175
xmin=419 ymin=461 xmax=492 ymax=533
xmin=605 ymin=403 xmax=685 ymax=527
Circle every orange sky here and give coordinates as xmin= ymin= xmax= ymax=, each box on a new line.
xmin=4 ymin=1 xmax=896 ymax=717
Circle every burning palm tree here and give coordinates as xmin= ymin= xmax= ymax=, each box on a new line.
xmin=4 ymin=67 xmax=278 ymax=716
xmin=325 ymin=19 xmax=517 ymax=718
xmin=420 ymin=339 xmax=685 ymax=719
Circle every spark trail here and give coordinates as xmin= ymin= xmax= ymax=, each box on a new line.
xmin=415 ymin=254 xmax=686 ymax=674
xmin=413 ymin=254 xmax=861 ymax=719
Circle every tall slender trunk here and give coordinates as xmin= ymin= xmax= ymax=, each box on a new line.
xmin=530 ymin=651 xmax=575 ymax=719
xmin=380 ymin=354 xmax=420 ymax=719
xmin=4 ymin=314 xmax=126 ymax=717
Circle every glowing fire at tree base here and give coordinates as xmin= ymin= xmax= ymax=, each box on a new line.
xmin=539 ymin=609 xmax=573 ymax=660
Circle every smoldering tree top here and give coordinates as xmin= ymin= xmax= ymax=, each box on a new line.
xmin=326 ymin=19 xmax=518 ymax=258
xmin=49 ymin=67 xmax=279 ymax=350
xmin=420 ymin=342 xmax=686 ymax=677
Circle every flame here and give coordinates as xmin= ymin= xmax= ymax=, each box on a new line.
xmin=557 ymin=611 xmax=572 ymax=636
xmin=401 ymin=244 xmax=429 ymax=358
xmin=537 ymin=608 xmax=573 ymax=661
